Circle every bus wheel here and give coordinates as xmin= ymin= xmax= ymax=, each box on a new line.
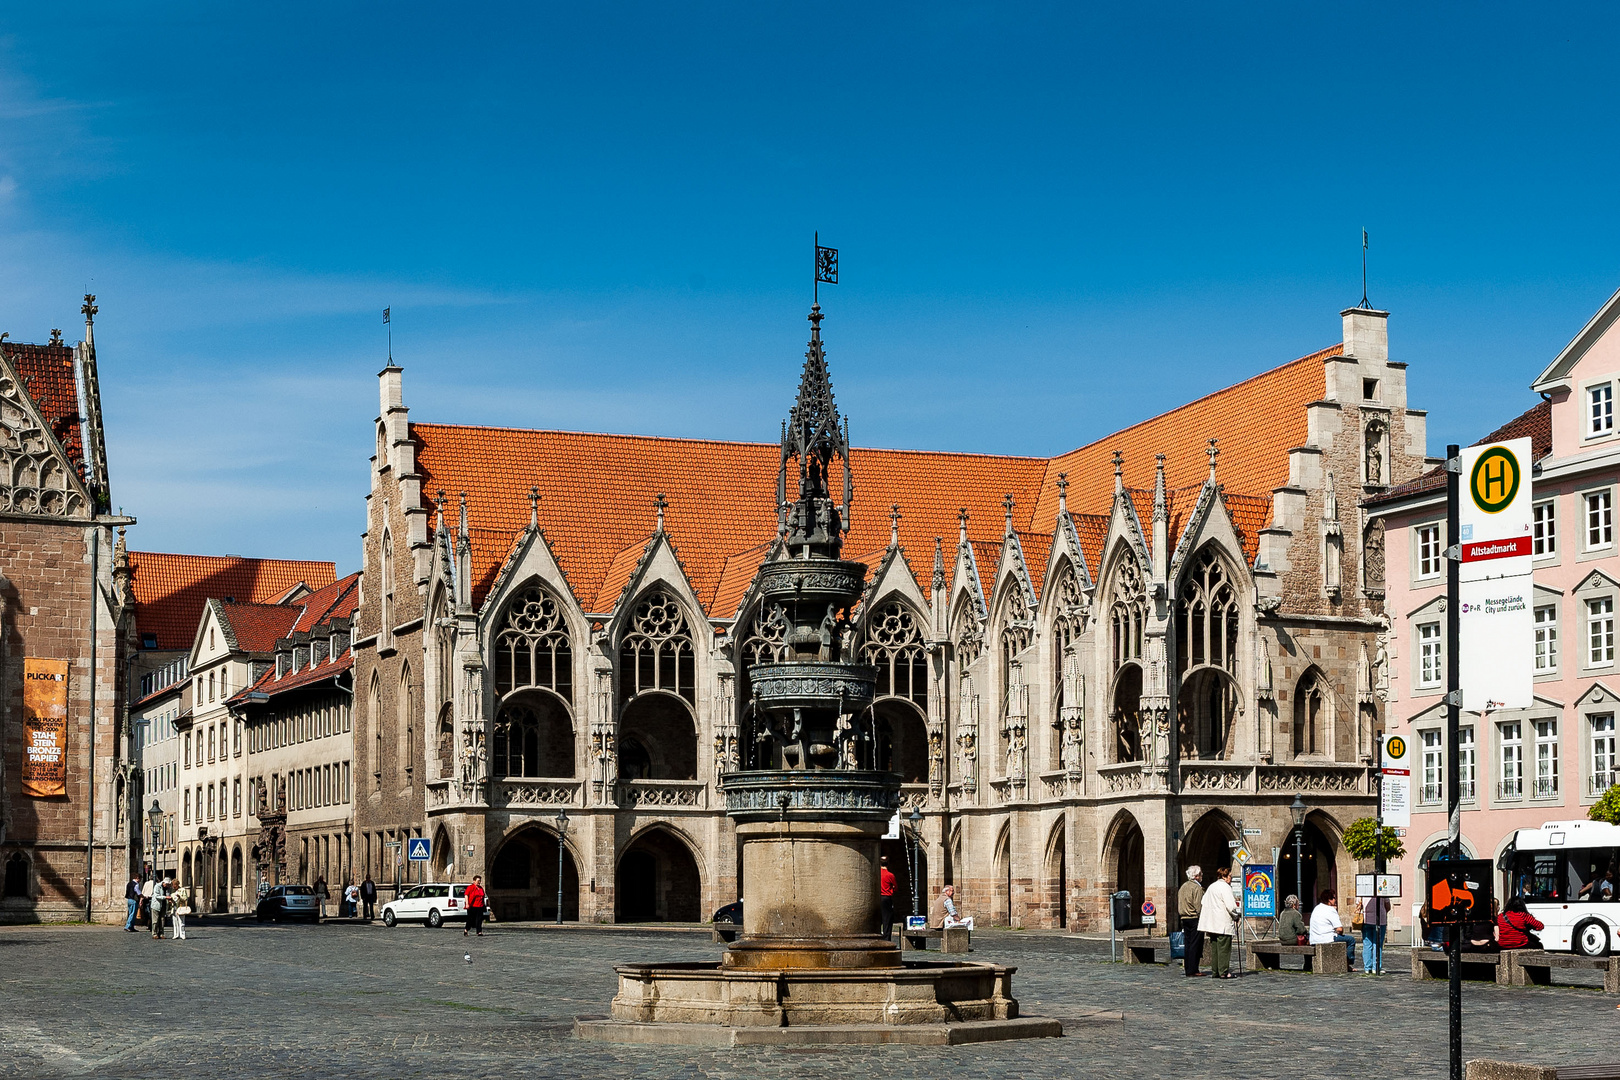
xmin=1575 ymin=920 xmax=1611 ymax=957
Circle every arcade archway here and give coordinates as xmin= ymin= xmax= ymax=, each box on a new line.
xmin=489 ymin=826 xmax=579 ymax=921
xmin=616 ymin=828 xmax=701 ymax=922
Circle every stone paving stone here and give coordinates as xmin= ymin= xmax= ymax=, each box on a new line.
xmin=1 ymin=923 xmax=1616 ymax=1079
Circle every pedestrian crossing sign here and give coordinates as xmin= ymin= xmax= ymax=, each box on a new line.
xmin=407 ymin=837 xmax=431 ymax=862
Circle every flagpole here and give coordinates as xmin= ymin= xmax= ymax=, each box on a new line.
xmin=1361 ymin=229 xmax=1369 ymax=309
xmin=813 ymin=231 xmax=819 ymax=307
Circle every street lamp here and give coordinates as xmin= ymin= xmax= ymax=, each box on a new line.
xmin=146 ymin=799 xmax=162 ymax=876
xmin=907 ymin=806 xmax=923 ymax=917
xmin=1290 ymin=793 xmax=1307 ymax=905
xmin=555 ymin=808 xmax=570 ymax=925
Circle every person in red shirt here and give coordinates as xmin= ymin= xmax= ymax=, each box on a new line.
xmin=465 ymin=875 xmax=488 ymax=937
xmin=879 ymin=857 xmax=897 ymax=940
xmin=1497 ymin=896 xmax=1544 ymax=950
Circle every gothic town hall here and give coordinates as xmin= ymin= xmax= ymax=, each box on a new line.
xmin=353 ymin=303 xmax=1420 ymax=931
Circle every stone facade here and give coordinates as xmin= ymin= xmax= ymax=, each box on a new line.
xmin=353 ymin=304 xmax=1425 ymax=929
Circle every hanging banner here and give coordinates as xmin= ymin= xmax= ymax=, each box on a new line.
xmin=22 ymin=658 xmax=69 ymax=797
xmin=1458 ymin=438 xmax=1534 ymax=711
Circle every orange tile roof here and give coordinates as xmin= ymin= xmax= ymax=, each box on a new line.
xmin=129 ymin=552 xmax=338 ymax=650
xmin=1071 ymin=514 xmax=1110 ymax=581
xmin=1034 ymin=346 xmax=1336 ymax=525
xmin=410 ymin=344 xmax=1333 ymax=617
xmin=240 ymin=650 xmax=354 ymax=701
xmin=228 ymin=573 xmax=361 ymax=703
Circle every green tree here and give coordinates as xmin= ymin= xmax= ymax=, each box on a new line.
xmin=1343 ymin=817 xmax=1406 ymax=861
xmin=1589 ymin=785 xmax=1620 ymax=825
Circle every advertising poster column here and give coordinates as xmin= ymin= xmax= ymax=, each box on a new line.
xmin=22 ymin=658 xmax=70 ymax=797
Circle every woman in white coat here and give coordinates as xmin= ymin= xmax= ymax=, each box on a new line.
xmin=1197 ymin=865 xmax=1241 ymax=978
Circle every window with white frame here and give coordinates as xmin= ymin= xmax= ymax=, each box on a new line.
xmin=1590 ymin=596 xmax=1615 ymax=667
xmin=1421 ymin=729 xmax=1443 ymax=802
xmin=1534 ymin=500 xmax=1556 ymax=557
xmin=1535 ymin=605 xmax=1560 ymax=673
xmin=1499 ymin=721 xmax=1524 ymax=798
xmin=1592 ymin=714 xmax=1616 ymax=795
xmin=1534 ymin=719 xmax=1560 ymax=798
xmin=1417 ymin=524 xmax=1443 ymax=579
xmin=1460 ymin=726 xmax=1477 ymax=800
xmin=1588 ymin=491 xmax=1614 ymax=550
xmin=1592 ymin=383 xmax=1614 ymax=437
xmin=1418 ymin=622 xmax=1443 ymax=687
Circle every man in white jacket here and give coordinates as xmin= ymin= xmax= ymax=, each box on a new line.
xmin=1197 ymin=865 xmax=1241 ymax=978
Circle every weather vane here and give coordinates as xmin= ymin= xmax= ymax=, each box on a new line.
xmin=814 ymin=232 xmax=838 ymax=305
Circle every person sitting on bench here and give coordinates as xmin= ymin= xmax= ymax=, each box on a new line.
xmin=1497 ymin=896 xmax=1544 ymax=950
xmin=929 ymin=885 xmax=973 ymax=930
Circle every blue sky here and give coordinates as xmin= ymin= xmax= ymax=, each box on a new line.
xmin=2 ymin=3 xmax=1617 ymax=563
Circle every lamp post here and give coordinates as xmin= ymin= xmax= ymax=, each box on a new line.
xmin=146 ymin=799 xmax=162 ymax=879
xmin=1290 ymin=794 xmax=1307 ymax=905
xmin=907 ymin=806 xmax=923 ymax=918
xmin=555 ymin=808 xmax=569 ymax=925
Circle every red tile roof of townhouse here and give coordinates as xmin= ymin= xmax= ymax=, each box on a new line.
xmin=410 ymin=343 xmax=1339 ymax=616
xmin=129 ymin=552 xmax=338 ymax=650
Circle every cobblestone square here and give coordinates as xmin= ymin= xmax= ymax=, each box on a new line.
xmin=2 ymin=922 xmax=1616 ymax=1079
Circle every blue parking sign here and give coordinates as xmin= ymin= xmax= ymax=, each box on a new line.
xmin=1242 ymin=864 xmax=1276 ymax=917
xmin=407 ymin=837 xmax=431 ymax=862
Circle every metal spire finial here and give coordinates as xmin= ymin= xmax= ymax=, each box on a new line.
xmin=1056 ymin=472 xmax=1069 ymax=515
xmin=655 ymin=493 xmax=668 ymax=533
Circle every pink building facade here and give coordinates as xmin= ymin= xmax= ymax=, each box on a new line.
xmin=1373 ymin=287 xmax=1620 ymax=940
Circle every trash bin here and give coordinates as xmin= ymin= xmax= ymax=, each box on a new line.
xmin=1111 ymin=890 xmax=1133 ymax=931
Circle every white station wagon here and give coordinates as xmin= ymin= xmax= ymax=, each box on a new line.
xmin=380 ymin=883 xmax=470 ymax=928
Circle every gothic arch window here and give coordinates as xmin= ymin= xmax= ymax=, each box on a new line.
xmin=1108 ymin=548 xmax=1147 ymax=671
xmin=368 ymin=674 xmax=383 ymax=789
xmin=1293 ymin=668 xmax=1331 ymax=757
xmin=619 ymin=588 xmax=695 ymax=705
xmin=494 ymin=583 xmax=573 ymax=702
xmin=1176 ymin=546 xmax=1240 ymax=675
xmin=492 ymin=695 xmax=575 ymax=778
xmin=862 ymin=600 xmax=928 ymax=710
xmin=397 ymin=662 xmax=415 ymax=786
xmin=380 ymin=530 xmax=395 ymax=649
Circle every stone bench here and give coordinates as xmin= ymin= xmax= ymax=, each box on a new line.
xmin=1249 ymin=940 xmax=1348 ymax=973
xmin=1411 ymin=948 xmax=1510 ymax=984
xmin=712 ymin=922 xmax=739 ymax=944
xmin=1120 ymin=933 xmax=1174 ymax=965
xmin=1505 ymin=949 xmax=1620 ymax=993
xmin=898 ymin=927 xmax=971 ymax=953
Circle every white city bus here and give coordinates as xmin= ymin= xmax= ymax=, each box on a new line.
xmin=1502 ymin=820 xmax=1620 ymax=956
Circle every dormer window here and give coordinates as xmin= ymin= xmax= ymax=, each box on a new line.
xmin=331 ymin=632 xmax=348 ymax=657
xmin=293 ymin=645 xmax=310 ymax=672
xmin=276 ymin=652 xmax=290 ymax=679
xmin=312 ymin=638 xmax=329 ymax=666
